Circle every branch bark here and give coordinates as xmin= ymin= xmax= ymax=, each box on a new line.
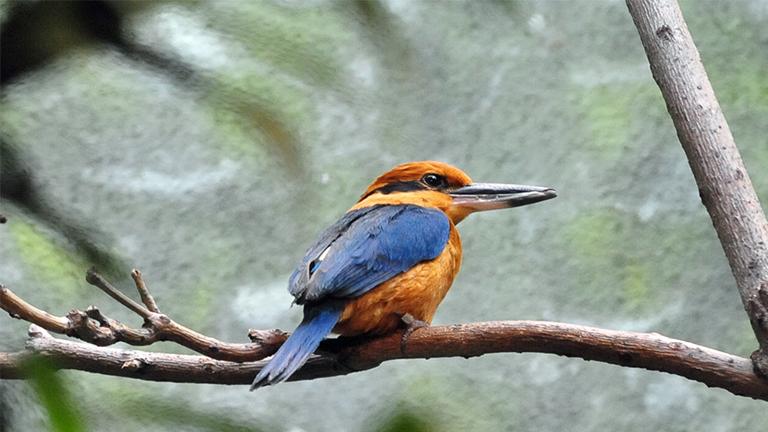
xmin=626 ymin=0 xmax=768 ymax=375
xmin=2 ymin=269 xmax=768 ymax=400
xmin=1 ymin=323 xmax=767 ymax=400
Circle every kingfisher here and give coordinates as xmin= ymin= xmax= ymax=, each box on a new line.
xmin=251 ymin=161 xmax=556 ymax=389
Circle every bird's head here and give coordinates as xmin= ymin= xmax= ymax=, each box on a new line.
xmin=355 ymin=161 xmax=556 ymax=223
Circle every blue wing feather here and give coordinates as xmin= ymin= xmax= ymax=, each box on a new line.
xmin=252 ymin=204 xmax=450 ymax=389
xmin=250 ymin=301 xmax=344 ymax=389
xmin=289 ymin=204 xmax=450 ymax=303
xmin=287 ymin=205 xmax=380 ymax=299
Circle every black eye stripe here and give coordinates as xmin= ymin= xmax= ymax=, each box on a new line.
xmin=361 ymin=174 xmax=449 ymax=199
xmin=365 ymin=181 xmax=426 ymax=198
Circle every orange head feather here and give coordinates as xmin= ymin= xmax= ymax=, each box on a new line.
xmin=352 ymin=161 xmax=470 ymax=222
xmin=353 ymin=161 xmax=556 ymax=224
xmin=360 ymin=161 xmax=473 ymax=199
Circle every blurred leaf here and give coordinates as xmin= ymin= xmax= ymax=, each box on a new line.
xmin=202 ymin=2 xmax=343 ymax=88
xmin=342 ymin=0 xmax=416 ymax=76
xmin=116 ymin=396 xmax=268 ymax=432
xmin=372 ymin=405 xmax=436 ymax=432
xmin=1 ymin=140 xmax=126 ymax=280
xmin=22 ymin=357 xmax=85 ymax=432
xmin=9 ymin=220 xmax=90 ymax=296
xmin=214 ymin=93 xmax=304 ymax=175
xmin=0 ymin=385 xmax=10 ymax=432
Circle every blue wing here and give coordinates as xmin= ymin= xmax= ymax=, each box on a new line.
xmin=289 ymin=204 xmax=450 ymax=304
xmin=252 ymin=204 xmax=449 ymax=389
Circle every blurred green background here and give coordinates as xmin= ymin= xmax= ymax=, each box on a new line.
xmin=1 ymin=0 xmax=767 ymax=431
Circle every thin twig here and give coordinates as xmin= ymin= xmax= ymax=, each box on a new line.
xmin=85 ymin=268 xmax=152 ymax=320
xmin=130 ymin=269 xmax=159 ymax=313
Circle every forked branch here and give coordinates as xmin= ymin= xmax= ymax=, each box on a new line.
xmin=0 ymin=321 xmax=767 ymax=400
xmin=1 ymin=271 xmax=768 ymax=400
xmin=0 ymin=270 xmax=286 ymax=363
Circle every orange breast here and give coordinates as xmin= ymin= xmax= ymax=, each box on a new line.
xmin=334 ymin=225 xmax=462 ymax=336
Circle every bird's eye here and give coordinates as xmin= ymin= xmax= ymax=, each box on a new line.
xmin=421 ymin=173 xmax=445 ymax=188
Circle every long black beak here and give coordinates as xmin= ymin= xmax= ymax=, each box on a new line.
xmin=449 ymin=183 xmax=557 ymax=212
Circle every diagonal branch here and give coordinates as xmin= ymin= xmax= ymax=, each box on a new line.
xmin=626 ymin=0 xmax=768 ymax=376
xmin=1 ymin=323 xmax=767 ymax=401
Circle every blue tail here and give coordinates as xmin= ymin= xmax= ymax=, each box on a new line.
xmin=250 ymin=302 xmax=343 ymax=390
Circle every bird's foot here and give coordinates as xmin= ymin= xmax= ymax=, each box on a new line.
xmin=399 ymin=313 xmax=429 ymax=354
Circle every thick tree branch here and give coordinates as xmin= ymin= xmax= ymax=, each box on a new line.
xmin=1 ymin=323 xmax=767 ymax=401
xmin=626 ymin=0 xmax=768 ymax=375
xmin=6 ymin=215 xmax=765 ymax=401
xmin=2 ymin=271 xmax=768 ymax=399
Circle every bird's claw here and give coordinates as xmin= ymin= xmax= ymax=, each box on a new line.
xmin=399 ymin=313 xmax=429 ymax=354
